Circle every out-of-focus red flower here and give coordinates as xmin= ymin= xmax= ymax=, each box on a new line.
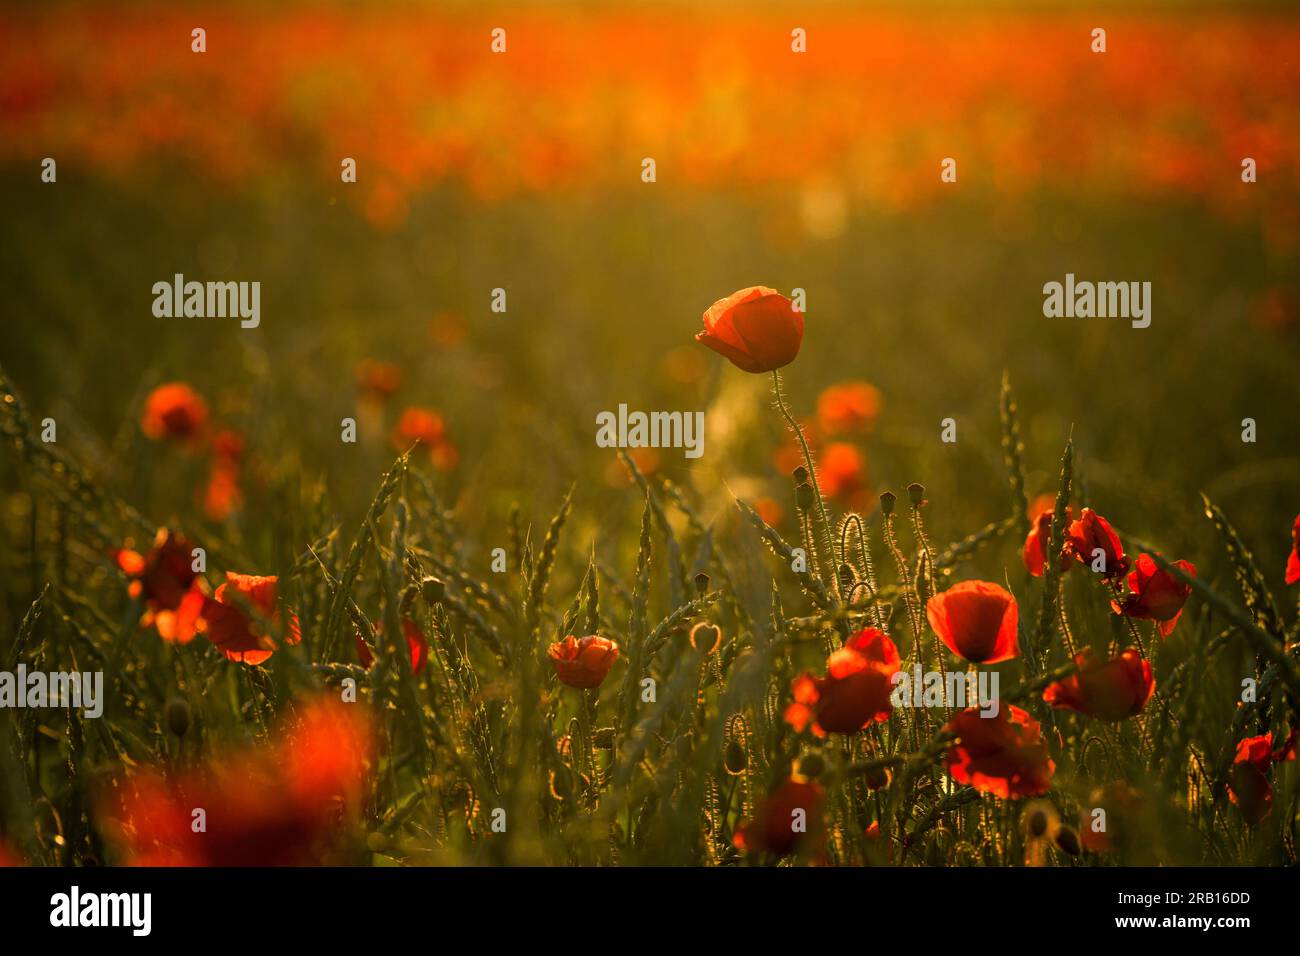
xmin=547 ymin=635 xmax=619 ymax=689
xmin=755 ymin=496 xmax=784 ymax=528
xmin=784 ymin=628 xmax=900 ymax=736
xmin=1080 ymin=781 xmax=1143 ymax=854
xmin=1228 ymin=730 xmax=1297 ymax=825
xmin=97 ymin=698 xmax=372 ymax=866
xmin=0 ymin=843 xmax=22 ymax=866
xmin=1286 ymin=515 xmax=1300 ymax=585
xmin=817 ymin=442 xmax=869 ymax=509
xmin=141 ymin=382 xmax=208 ymax=443
xmin=393 ymin=406 xmax=458 ymax=471
xmin=733 ymin=776 xmax=823 ymax=857
xmin=816 ymin=381 xmax=882 ymax=436
xmin=1023 ymin=506 xmax=1073 ymax=577
xmin=201 ymin=572 xmax=300 ymax=665
xmin=1067 ymin=508 xmax=1128 ymax=577
xmin=696 ymin=286 xmax=803 ymax=373
xmin=202 ymin=429 xmax=245 ymax=522
xmin=1113 ymin=554 xmax=1195 ymax=638
xmin=1043 ymin=648 xmax=1154 ymax=720
xmin=429 ymin=311 xmax=467 ymax=349
xmin=926 ymin=580 xmax=1019 ymax=664
xmin=115 ymin=528 xmax=207 ymax=644
xmin=354 ymin=617 xmax=429 ymax=675
xmin=355 ymin=359 xmax=403 ymax=400
xmin=943 ymin=705 xmax=1055 ymax=798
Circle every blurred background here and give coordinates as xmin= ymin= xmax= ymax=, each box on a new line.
xmin=1 ymin=0 xmax=1297 ymax=589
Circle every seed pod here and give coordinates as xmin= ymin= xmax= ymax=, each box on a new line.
xmin=693 ymin=570 xmax=710 ymax=595
xmin=879 ymin=491 xmax=897 ymax=515
xmin=1054 ymin=825 xmax=1081 ymax=856
xmin=421 ymin=576 xmax=446 ymax=603
xmin=164 ymin=697 xmax=191 ymax=738
xmin=1027 ymin=808 xmax=1049 ymax=838
xmin=795 ymin=482 xmax=816 ymax=511
xmin=366 ymin=831 xmax=389 ymax=853
xmin=907 ymin=482 xmax=926 ymax=506
xmin=724 ymin=740 xmax=748 ymax=775
xmin=796 ymin=751 xmax=825 ymax=779
xmin=792 ymin=466 xmax=809 ymax=485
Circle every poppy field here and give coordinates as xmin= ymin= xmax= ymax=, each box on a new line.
xmin=1 ymin=1 xmax=1299 ymax=875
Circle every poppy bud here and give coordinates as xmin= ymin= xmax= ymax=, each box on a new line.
xmin=907 ymin=482 xmax=926 ymax=506
xmin=164 ymin=697 xmax=191 ymax=738
xmin=797 ymin=751 xmax=826 ymax=779
xmin=366 ymin=831 xmax=389 ymax=853
xmin=880 ymin=491 xmax=897 ymax=515
xmin=1027 ymin=808 xmax=1049 ymax=838
xmin=693 ymin=570 xmax=710 ymax=595
xmin=1054 ymin=825 xmax=1081 ymax=856
xmin=792 ymin=466 xmax=809 ymax=485
xmin=421 ymin=576 xmax=445 ymax=603
xmin=724 ymin=740 xmax=748 ymax=775
xmin=795 ymin=482 xmax=816 ymax=511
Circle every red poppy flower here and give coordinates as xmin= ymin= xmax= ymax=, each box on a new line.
xmin=1112 ymin=554 xmax=1195 ymax=638
xmin=393 ymin=406 xmax=446 ymax=448
xmin=1227 ymin=730 xmax=1296 ymax=826
xmin=784 ymin=628 xmax=900 ymax=736
xmin=201 ymin=572 xmax=301 ymax=665
xmin=1023 ymin=506 xmax=1073 ymax=577
xmin=695 ymin=286 xmax=803 ymax=373
xmin=354 ymin=617 xmax=429 ymax=675
xmin=141 ymin=382 xmax=208 ymax=443
xmin=943 ymin=705 xmax=1055 ymax=798
xmin=97 ymin=698 xmax=372 ymax=866
xmin=1043 ymin=648 xmax=1154 ymax=720
xmin=732 ymin=776 xmax=824 ymax=857
xmin=116 ymin=529 xmax=207 ymax=644
xmin=816 ymin=381 xmax=882 ymax=436
xmin=1080 ymin=781 xmax=1143 ymax=854
xmin=547 ymin=635 xmax=620 ymax=689
xmin=355 ymin=359 xmax=403 ymax=400
xmin=818 ymin=442 xmax=870 ymax=509
xmin=926 ymin=580 xmax=1020 ymax=664
xmin=1286 ymin=515 xmax=1300 ymax=585
xmin=1067 ymin=508 xmax=1127 ymax=577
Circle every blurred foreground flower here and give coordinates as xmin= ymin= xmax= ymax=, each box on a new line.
xmin=97 ymin=698 xmax=373 ymax=865
xmin=733 ymin=776 xmax=823 ymax=857
xmin=548 ymin=635 xmax=619 ymax=688
xmin=785 ymin=628 xmax=900 ymax=736
xmin=393 ymin=405 xmax=458 ymax=471
xmin=115 ymin=528 xmax=206 ymax=644
xmin=1043 ymin=648 xmax=1154 ymax=720
xmin=696 ymin=286 xmax=803 ymax=373
xmin=944 ymin=706 xmax=1054 ymax=798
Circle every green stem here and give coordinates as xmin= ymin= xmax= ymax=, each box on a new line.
xmin=771 ymin=370 xmax=839 ymax=600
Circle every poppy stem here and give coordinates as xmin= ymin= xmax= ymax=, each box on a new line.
xmin=771 ymin=370 xmax=840 ymax=600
